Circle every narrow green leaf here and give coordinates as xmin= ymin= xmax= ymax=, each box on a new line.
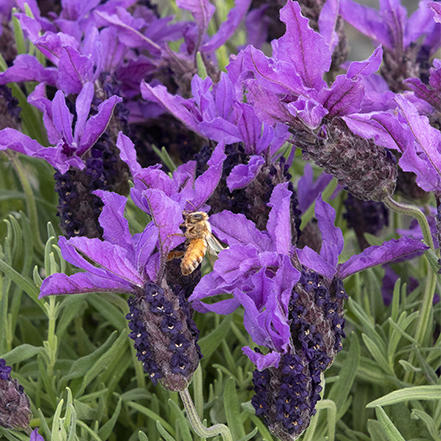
xmin=411 ymin=409 xmax=441 ymax=441
xmin=156 ymin=421 xmax=177 ymax=441
xmin=77 ymin=329 xmax=127 ymax=396
xmin=125 ymin=401 xmax=175 ymax=435
xmin=375 ymin=406 xmax=406 ymax=441
xmin=76 ymin=420 xmax=103 ymax=441
xmin=98 ymin=398 xmax=122 ymax=440
xmin=328 ymin=333 xmax=360 ymax=415
xmin=138 ymin=431 xmax=149 ymax=441
xmin=237 ymin=428 xmax=259 ymax=441
xmin=424 ymin=249 xmax=441 ymax=285
xmin=175 ymin=416 xmax=193 ymax=441
xmin=63 ymin=331 xmax=118 ymax=381
xmin=199 ymin=315 xmax=232 ymax=361
xmin=0 ymin=258 xmax=43 ymax=308
xmin=0 ymin=344 xmax=43 ymax=364
xmin=367 ymin=420 xmax=388 ymax=441
xmin=151 ymin=145 xmax=178 ymax=172
xmin=398 ymin=360 xmax=421 ymax=373
xmin=87 ymin=294 xmax=127 ymax=330
xmin=52 ymin=399 xmax=65 ymax=441
xmin=224 ymin=377 xmax=246 ymax=440
xmin=367 ymin=386 xmax=441 ymax=407
xmin=362 ymin=334 xmax=393 ymax=375
xmin=390 ymin=279 xmax=401 ymax=324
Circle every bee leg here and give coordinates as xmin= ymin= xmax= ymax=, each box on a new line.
xmin=166 ymin=250 xmax=185 ymax=261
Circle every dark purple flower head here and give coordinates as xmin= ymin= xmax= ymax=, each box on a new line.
xmin=0 ymin=360 xmax=32 ymax=431
xmin=189 ymin=183 xmax=428 ymax=438
xmin=39 ymin=189 xmax=202 ymax=390
xmin=0 ymin=360 xmax=11 ymax=381
xmin=340 ymin=0 xmax=441 ymax=92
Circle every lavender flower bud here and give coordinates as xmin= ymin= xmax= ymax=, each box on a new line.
xmin=0 ymin=359 xmax=32 ymax=431
xmin=344 ymin=194 xmax=389 ymax=250
xmin=252 ymin=270 xmax=347 ymax=440
xmin=0 ymin=85 xmax=21 ymax=131
xmin=126 ymin=283 xmax=202 ymax=391
xmin=298 ymin=117 xmax=397 ymax=202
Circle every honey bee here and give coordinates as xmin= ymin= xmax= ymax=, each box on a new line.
xmin=168 ymin=211 xmax=226 ymax=276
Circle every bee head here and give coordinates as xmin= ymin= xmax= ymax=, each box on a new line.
xmin=184 ymin=211 xmax=209 ymax=223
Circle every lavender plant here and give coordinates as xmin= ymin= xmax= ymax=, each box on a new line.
xmin=0 ymin=0 xmax=440 ymax=441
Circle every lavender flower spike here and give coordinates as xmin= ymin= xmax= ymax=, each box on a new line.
xmin=190 ymin=184 xmax=428 ymax=440
xmin=40 ymin=190 xmax=202 ymax=391
xmin=0 ymin=359 xmax=32 ymax=431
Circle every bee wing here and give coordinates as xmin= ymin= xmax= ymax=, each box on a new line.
xmin=206 ymin=233 xmax=227 ymax=268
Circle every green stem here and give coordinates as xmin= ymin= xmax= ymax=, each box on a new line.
xmin=9 ymin=154 xmax=45 ymax=253
xmin=384 ymin=196 xmax=437 ymax=381
xmin=384 ymin=196 xmax=435 ymax=251
xmin=179 ymin=388 xmax=233 ymax=441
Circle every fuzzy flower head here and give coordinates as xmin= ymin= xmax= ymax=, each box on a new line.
xmin=190 ymin=183 xmax=428 ymax=439
xmin=39 ymin=187 xmax=203 ymax=390
xmin=0 ymin=359 xmax=32 ymax=431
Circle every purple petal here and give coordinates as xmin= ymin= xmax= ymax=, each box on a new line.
xmin=244 ymin=5 xmax=270 ymax=50
xmin=296 ymin=247 xmax=336 ymax=280
xmin=267 ymin=183 xmax=292 ymax=255
xmin=315 ymin=195 xmax=344 ymax=266
xmin=191 ymin=141 xmax=226 ymax=210
xmin=338 ymin=237 xmax=429 ymax=280
xmin=227 ymin=155 xmax=265 ymax=191
xmin=318 ymin=0 xmax=339 ymax=52
xmin=342 ymin=111 xmax=406 ymax=153
xmin=176 ymin=0 xmax=215 ymax=42
xmin=286 ymin=96 xmax=328 ymax=129
xmin=277 ymin=0 xmax=330 ymax=90
xmin=143 ymin=188 xmax=184 ymax=257
xmin=94 ymin=190 xmax=132 ymax=252
xmin=212 ymin=246 xmax=270 ymax=285
xmin=210 ymin=211 xmax=272 ymax=251
xmin=116 ymin=132 xmax=142 ymax=176
xmin=74 ymin=82 xmax=94 ymax=140
xmin=242 ymin=347 xmax=281 ymax=370
xmin=405 ymin=77 xmax=441 ymax=112
xmin=395 ymin=95 xmax=441 ymax=192
xmin=429 ymin=2 xmax=441 ymax=23
xmin=192 ymin=297 xmax=241 ymax=314
xmin=339 ymin=0 xmax=390 ymax=48
xmin=0 ymin=54 xmax=58 ymax=86
xmin=39 ymin=271 xmax=134 ymax=298
xmin=51 ymin=90 xmax=74 ymax=146
xmin=133 ymin=223 xmax=159 ymax=276
xmin=0 ymin=128 xmax=45 ymax=156
xmin=297 ymin=164 xmax=333 ymax=213
xmin=346 ymin=46 xmax=383 ymax=79
xmin=405 ymin=0 xmax=438 ymax=47
xmin=79 ymin=95 xmax=122 ymax=154
xmin=201 ymin=0 xmax=251 ymax=52
xmin=59 ymin=236 xmax=144 ymax=286
xmin=199 ymin=118 xmax=242 ymax=144
xmin=35 ymin=31 xmax=79 ymax=65
xmin=58 ymin=46 xmax=95 ymax=95
xmin=30 ymin=428 xmax=45 ymax=441
xmin=27 ymin=83 xmax=59 ymax=144
xmin=140 ymin=82 xmax=201 ymax=133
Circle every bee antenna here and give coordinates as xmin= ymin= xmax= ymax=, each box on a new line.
xmin=185 ymin=200 xmax=198 ymax=212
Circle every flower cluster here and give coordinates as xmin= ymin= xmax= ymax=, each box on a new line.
xmin=0 ymin=359 xmax=32 ymax=432
xmin=0 ymin=0 xmax=439 ymax=440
